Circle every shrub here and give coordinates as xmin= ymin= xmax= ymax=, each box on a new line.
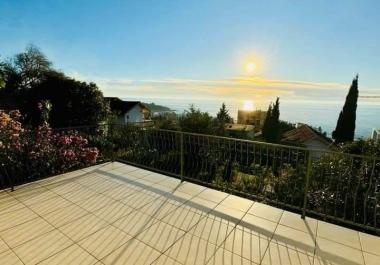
xmin=0 ymin=110 xmax=99 ymax=187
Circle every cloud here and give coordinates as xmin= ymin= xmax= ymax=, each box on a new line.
xmin=70 ymin=73 xmax=373 ymax=105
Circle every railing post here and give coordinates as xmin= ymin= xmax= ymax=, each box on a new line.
xmin=302 ymin=150 xmax=312 ymax=219
xmin=110 ymin=124 xmax=115 ymax=162
xmin=180 ymin=132 xmax=184 ymax=182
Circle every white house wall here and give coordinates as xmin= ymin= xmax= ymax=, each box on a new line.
xmin=124 ymin=105 xmax=144 ymax=123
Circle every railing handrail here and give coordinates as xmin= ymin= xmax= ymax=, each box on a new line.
xmin=51 ymin=123 xmax=380 ymax=161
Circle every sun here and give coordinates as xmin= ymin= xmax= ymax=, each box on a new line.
xmin=246 ymin=62 xmax=257 ymax=73
xmin=243 ymin=100 xmax=254 ymax=111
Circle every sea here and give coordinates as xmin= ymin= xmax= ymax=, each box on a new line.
xmin=124 ymin=97 xmax=380 ymax=139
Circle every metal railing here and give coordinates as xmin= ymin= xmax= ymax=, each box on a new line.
xmin=111 ymin=125 xmax=380 ymax=234
xmin=1 ymin=123 xmax=379 ymax=234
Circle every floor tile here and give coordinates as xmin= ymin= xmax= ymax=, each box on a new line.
xmin=211 ymin=204 xmax=246 ymax=224
xmin=77 ymin=193 xmax=116 ymax=212
xmin=0 ymin=207 xmax=38 ymax=232
xmin=18 ymin=189 xmax=57 ymax=206
xmin=137 ymin=221 xmax=185 ymax=252
xmin=101 ymin=184 xmax=138 ymax=200
xmin=161 ymin=205 xmax=205 ymax=231
xmin=189 ymin=215 xmax=235 ymax=246
xmin=238 ymin=213 xmax=277 ymax=239
xmin=59 ymin=214 xmax=109 ymax=242
xmin=279 ymin=211 xmax=318 ymax=234
xmin=112 ymin=210 xmax=158 ymax=236
xmin=247 ymin=202 xmax=283 ymax=223
xmin=363 ymin=252 xmax=380 ymax=265
xmin=0 ymin=237 xmax=9 ymax=254
xmin=92 ymin=201 xmax=135 ymax=223
xmin=222 ymin=227 xmax=270 ymax=264
xmin=359 ymin=232 xmax=380 ymax=256
xmin=77 ymin=225 xmax=132 ymax=260
xmin=46 ymin=181 xmax=84 ymax=195
xmin=120 ymin=191 xmax=158 ymax=209
xmin=38 ymin=244 xmax=98 ymax=265
xmin=197 ymin=188 xmax=229 ymax=204
xmin=141 ymin=172 xmax=169 ymax=184
xmin=207 ymin=247 xmax=257 ymax=265
xmin=72 ymin=174 xmax=105 ymax=187
xmin=317 ymin=220 xmax=361 ymax=250
xmin=221 ymin=195 xmax=254 ymax=213
xmin=86 ymin=179 xmax=121 ymax=194
xmin=185 ymin=196 xmax=218 ymax=212
xmin=0 ymin=197 xmax=24 ymax=214
xmin=152 ymin=254 xmax=183 ymax=265
xmin=0 ymin=217 xmax=55 ymax=248
xmin=177 ymin=182 xmax=207 ymax=196
xmin=102 ymin=239 xmax=161 ymax=265
xmin=60 ymin=187 xmax=99 ymax=203
xmin=138 ymin=199 xmax=180 ymax=220
xmin=165 ymin=233 xmax=219 ymax=265
xmin=261 ymin=242 xmax=314 ymax=265
xmin=271 ymin=224 xmax=315 ymax=254
xmin=42 ymin=204 xmax=89 ymax=227
xmin=127 ymin=169 xmax=154 ymax=179
xmin=13 ymin=230 xmax=73 ymax=265
xmin=0 ymin=249 xmax=23 ymax=265
xmin=314 ymin=237 xmax=365 ymax=265
xmin=28 ymin=196 xmax=72 ymax=215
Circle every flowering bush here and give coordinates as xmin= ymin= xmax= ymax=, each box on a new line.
xmin=0 ymin=109 xmax=99 ymax=187
xmin=0 ymin=110 xmax=24 ymax=166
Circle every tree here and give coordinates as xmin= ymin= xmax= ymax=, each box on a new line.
xmin=215 ymin=103 xmax=233 ymax=135
xmin=25 ymin=71 xmax=109 ymax=127
xmin=179 ymin=105 xmax=214 ymax=134
xmin=332 ymin=75 xmax=359 ymax=143
xmin=262 ymin=104 xmax=272 ymax=140
xmin=0 ymin=46 xmax=109 ymax=127
xmin=1 ymin=45 xmax=52 ymax=91
xmin=262 ymin=97 xmax=281 ymax=142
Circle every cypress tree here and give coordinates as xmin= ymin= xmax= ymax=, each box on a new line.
xmin=271 ymin=97 xmax=280 ymax=142
xmin=332 ymin=75 xmax=359 ymax=143
xmin=262 ymin=104 xmax=272 ymax=141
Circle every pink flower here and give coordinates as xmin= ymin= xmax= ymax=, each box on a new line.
xmin=37 ymin=102 xmax=43 ymax=111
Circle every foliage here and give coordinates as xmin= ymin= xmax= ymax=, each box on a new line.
xmin=340 ymin=138 xmax=380 ymax=157
xmin=179 ymin=105 xmax=214 ymax=134
xmin=332 ymin=75 xmax=359 ymax=143
xmin=214 ymin=103 xmax=233 ymax=136
xmin=279 ymin=120 xmax=296 ymax=135
xmin=0 ymin=46 xmax=109 ymax=127
xmin=0 ymin=45 xmax=52 ymax=92
xmin=25 ymin=71 xmax=109 ymax=127
xmin=0 ymin=109 xmax=99 ymax=187
xmin=262 ymin=97 xmax=280 ymax=142
xmin=153 ymin=114 xmax=179 ymax=130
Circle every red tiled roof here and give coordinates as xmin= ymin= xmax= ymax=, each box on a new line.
xmin=281 ymin=124 xmax=333 ymax=145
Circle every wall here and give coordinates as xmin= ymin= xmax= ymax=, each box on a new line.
xmin=125 ymin=105 xmax=144 ymax=123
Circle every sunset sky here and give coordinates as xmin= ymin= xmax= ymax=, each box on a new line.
xmin=1 ymin=0 xmax=379 ymax=107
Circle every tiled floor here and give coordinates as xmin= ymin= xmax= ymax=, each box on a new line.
xmin=0 ymin=162 xmax=379 ymax=265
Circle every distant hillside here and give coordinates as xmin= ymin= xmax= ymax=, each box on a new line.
xmin=144 ymin=102 xmax=172 ymax=112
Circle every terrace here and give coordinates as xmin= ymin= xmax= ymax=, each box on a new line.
xmin=1 ymin=161 xmax=380 ymax=265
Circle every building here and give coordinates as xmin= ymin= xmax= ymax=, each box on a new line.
xmin=105 ymin=97 xmax=152 ymax=125
xmin=281 ymin=123 xmax=334 ymax=157
xmin=371 ymin=129 xmax=380 ymax=143
xmin=225 ymin=123 xmax=255 ymax=139
xmin=237 ymin=109 xmax=267 ymax=130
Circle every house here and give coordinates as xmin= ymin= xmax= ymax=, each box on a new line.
xmin=225 ymin=123 xmax=255 ymax=139
xmin=237 ymin=109 xmax=267 ymax=130
xmin=281 ymin=123 xmax=334 ymax=157
xmin=371 ymin=129 xmax=380 ymax=143
xmin=105 ymin=97 xmax=152 ymax=125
